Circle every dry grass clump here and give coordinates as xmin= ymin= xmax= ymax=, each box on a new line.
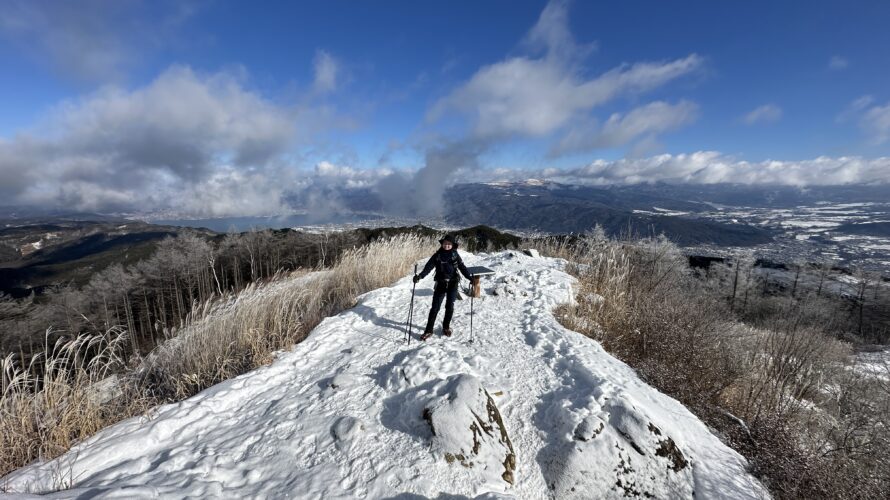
xmin=1 ymin=328 xmax=150 ymax=477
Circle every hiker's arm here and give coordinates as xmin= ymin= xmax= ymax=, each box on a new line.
xmin=457 ymin=254 xmax=472 ymax=280
xmin=418 ymin=255 xmax=436 ymax=279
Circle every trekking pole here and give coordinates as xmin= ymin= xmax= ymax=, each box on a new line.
xmin=469 ymin=289 xmax=474 ymax=343
xmin=405 ymin=263 xmax=418 ymax=345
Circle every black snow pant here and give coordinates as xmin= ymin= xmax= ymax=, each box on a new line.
xmin=425 ymin=278 xmax=459 ymax=332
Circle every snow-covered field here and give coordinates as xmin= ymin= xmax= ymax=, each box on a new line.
xmin=2 ymin=252 xmax=768 ymax=499
xmin=690 ymin=202 xmax=890 ymax=272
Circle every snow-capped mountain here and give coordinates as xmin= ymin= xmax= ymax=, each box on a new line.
xmin=3 ymin=251 xmax=768 ymax=499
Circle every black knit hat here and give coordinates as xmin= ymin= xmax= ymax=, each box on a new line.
xmin=439 ymin=234 xmax=457 ymax=245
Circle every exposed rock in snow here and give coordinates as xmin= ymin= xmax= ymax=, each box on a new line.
xmin=543 ymin=392 xmax=694 ymax=498
xmin=421 ymin=374 xmax=516 ymax=485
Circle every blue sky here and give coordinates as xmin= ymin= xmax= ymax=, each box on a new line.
xmin=1 ymin=0 xmax=889 ymax=215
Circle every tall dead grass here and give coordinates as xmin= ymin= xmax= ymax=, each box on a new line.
xmin=1 ymin=328 xmax=150 ymax=477
xmin=2 ymin=233 xmax=433 ymax=478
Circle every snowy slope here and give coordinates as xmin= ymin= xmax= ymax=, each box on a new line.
xmin=2 ymin=251 xmax=769 ymax=499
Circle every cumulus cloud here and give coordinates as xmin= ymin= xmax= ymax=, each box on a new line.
xmin=552 ymin=100 xmax=698 ymax=155
xmin=313 ymin=50 xmax=340 ymax=93
xmin=742 ymin=104 xmax=783 ymax=125
xmin=429 ymin=1 xmax=702 ymax=145
xmin=0 ymin=65 xmax=304 ymax=215
xmin=0 ymin=0 xmax=198 ymax=82
xmin=829 ymin=56 xmax=849 ymax=70
xmin=431 ymin=54 xmax=702 ymax=140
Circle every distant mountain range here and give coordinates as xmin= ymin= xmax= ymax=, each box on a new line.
xmin=441 ymin=182 xmax=774 ymax=246
xmin=612 ymin=183 xmax=890 ymax=208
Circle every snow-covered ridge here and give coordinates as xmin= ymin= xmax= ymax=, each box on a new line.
xmin=3 ymin=251 xmax=768 ymax=499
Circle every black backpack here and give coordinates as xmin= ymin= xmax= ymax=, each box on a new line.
xmin=435 ymin=250 xmax=462 ymax=280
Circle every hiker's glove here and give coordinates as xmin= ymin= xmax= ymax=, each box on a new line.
xmin=413 ymin=275 xmax=420 ymax=284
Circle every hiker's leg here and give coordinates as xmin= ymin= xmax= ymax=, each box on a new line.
xmin=425 ymin=282 xmax=446 ymax=332
xmin=442 ymin=280 xmax=459 ymax=330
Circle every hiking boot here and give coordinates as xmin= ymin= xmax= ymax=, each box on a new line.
xmin=443 ymin=328 xmax=453 ymax=337
xmin=420 ymin=329 xmax=434 ymax=341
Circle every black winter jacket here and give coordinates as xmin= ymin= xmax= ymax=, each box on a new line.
xmin=418 ymin=248 xmax=472 ymax=283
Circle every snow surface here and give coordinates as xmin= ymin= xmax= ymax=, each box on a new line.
xmin=2 ymin=251 xmax=769 ymax=499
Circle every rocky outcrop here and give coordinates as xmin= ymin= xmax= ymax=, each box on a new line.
xmin=542 ymin=393 xmax=694 ymax=499
xmin=422 ymin=374 xmax=516 ymax=485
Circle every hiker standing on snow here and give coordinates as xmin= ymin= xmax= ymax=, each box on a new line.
xmin=413 ymin=234 xmax=473 ymax=340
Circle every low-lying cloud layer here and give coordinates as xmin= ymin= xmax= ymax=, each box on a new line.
xmin=287 ymin=152 xmax=890 ymax=203
xmin=548 ymin=153 xmax=890 ymax=186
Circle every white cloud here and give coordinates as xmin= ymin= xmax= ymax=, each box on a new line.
xmin=0 ymin=65 xmax=306 ymax=215
xmin=429 ymin=0 xmax=702 ymax=147
xmin=313 ymin=50 xmax=340 ymax=93
xmin=314 ymin=161 xmax=391 ymax=189
xmin=432 ymin=54 xmax=702 ymax=140
xmin=552 ymin=100 xmax=698 ymax=155
xmin=829 ymin=56 xmax=849 ymax=70
xmin=742 ymin=104 xmax=782 ymax=125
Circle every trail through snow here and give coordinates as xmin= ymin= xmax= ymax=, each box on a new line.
xmin=3 ymin=251 xmax=769 ymax=499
